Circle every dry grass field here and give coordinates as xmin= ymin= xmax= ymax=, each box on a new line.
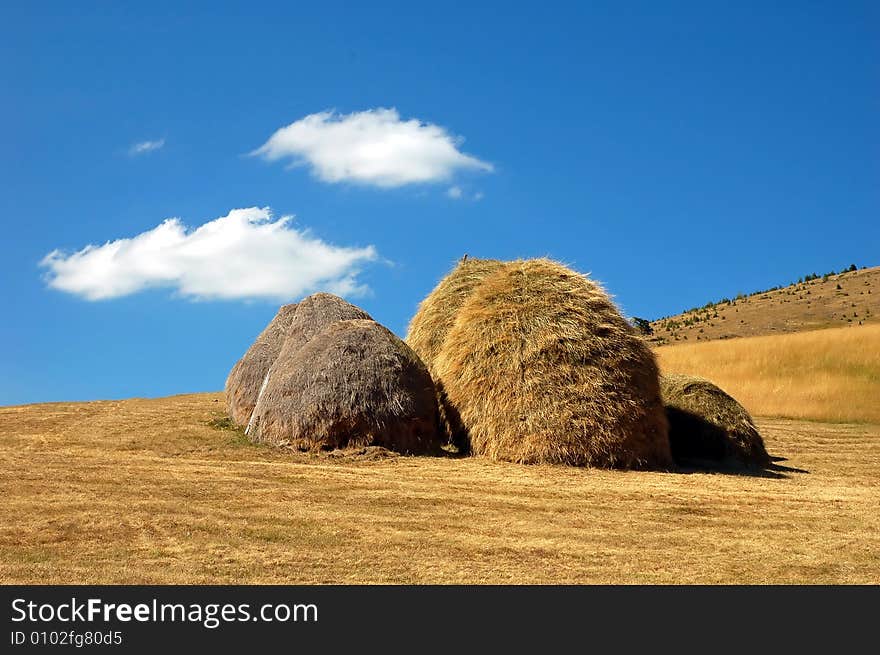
xmin=650 ymin=265 xmax=880 ymax=344
xmin=1 ymin=391 xmax=878 ymax=584
xmin=656 ymin=323 xmax=880 ymax=423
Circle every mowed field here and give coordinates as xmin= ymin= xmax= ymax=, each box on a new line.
xmin=1 ymin=379 xmax=878 ymax=583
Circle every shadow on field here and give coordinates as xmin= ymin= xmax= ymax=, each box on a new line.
xmin=672 ymin=445 xmax=809 ymax=479
xmin=664 ymin=407 xmax=810 ymax=479
xmin=673 ymin=459 xmax=809 ymax=479
xmin=436 ymin=381 xmax=471 ymax=456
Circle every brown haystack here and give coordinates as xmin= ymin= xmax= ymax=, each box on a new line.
xmin=660 ymin=374 xmax=771 ymax=467
xmin=433 ymin=258 xmax=672 ymax=468
xmin=279 ymin=292 xmax=373 ymax=360
xmin=247 ymin=319 xmax=443 ymax=454
xmin=225 ymin=303 xmax=299 ymax=427
xmin=405 ymin=256 xmax=505 ymax=374
xmin=226 ymin=293 xmax=373 ymax=429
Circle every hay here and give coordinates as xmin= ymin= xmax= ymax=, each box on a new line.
xmin=405 ymin=257 xmax=505 ymax=451
xmin=660 ymin=374 xmax=771 ymax=467
xmin=226 ymin=293 xmax=373 ymax=429
xmin=246 ymin=293 xmax=374 ymax=434
xmin=433 ymin=258 xmax=672 ymax=468
xmin=278 ymin=292 xmax=373 ymax=360
xmin=406 ymin=256 xmax=505 ymax=374
xmin=225 ymin=303 xmax=299 ymax=427
xmin=248 ymin=319 xmax=443 ymax=454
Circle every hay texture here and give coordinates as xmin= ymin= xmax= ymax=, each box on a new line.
xmin=405 ymin=257 xmax=505 ymax=451
xmin=225 ymin=303 xmax=299 ymax=427
xmin=247 ymin=319 xmax=442 ymax=454
xmin=433 ymin=258 xmax=672 ymax=468
xmin=660 ymin=374 xmax=771 ymax=467
xmin=279 ymin=292 xmax=373 ymax=360
xmin=226 ymin=293 xmax=372 ymax=429
xmin=406 ymin=256 xmax=505 ymax=374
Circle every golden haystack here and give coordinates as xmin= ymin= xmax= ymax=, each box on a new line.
xmin=247 ymin=319 xmax=442 ymax=454
xmin=433 ymin=258 xmax=672 ymax=468
xmin=405 ymin=257 xmax=505 ymax=451
xmin=225 ymin=303 xmax=299 ymax=427
xmin=405 ymin=256 xmax=505 ymax=374
xmin=660 ymin=374 xmax=771 ymax=467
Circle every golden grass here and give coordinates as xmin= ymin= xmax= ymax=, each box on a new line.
xmin=656 ymin=323 xmax=880 ymax=423
xmin=2 ymin=393 xmax=878 ymax=584
xmin=650 ymin=264 xmax=880 ymax=344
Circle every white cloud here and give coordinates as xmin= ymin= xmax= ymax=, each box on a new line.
xmin=129 ymin=138 xmax=165 ymax=156
xmin=40 ymin=208 xmax=378 ymax=302
xmin=446 ymin=185 xmax=463 ymax=199
xmin=252 ymin=108 xmax=493 ymax=188
xmin=473 ymin=191 xmax=485 ymax=201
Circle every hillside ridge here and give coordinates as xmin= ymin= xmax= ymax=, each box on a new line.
xmin=648 ymin=264 xmax=879 ymax=344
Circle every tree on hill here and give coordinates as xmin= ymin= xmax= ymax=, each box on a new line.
xmin=630 ymin=317 xmax=653 ymax=336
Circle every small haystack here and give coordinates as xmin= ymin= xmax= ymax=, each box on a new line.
xmin=247 ymin=319 xmax=443 ymax=454
xmin=226 ymin=293 xmax=373 ymax=429
xmin=660 ymin=374 xmax=771 ymax=468
xmin=405 ymin=256 xmax=505 ymax=374
xmin=433 ymin=258 xmax=672 ymax=468
xmin=225 ymin=303 xmax=299 ymax=427
xmin=279 ymin=292 xmax=373 ymax=359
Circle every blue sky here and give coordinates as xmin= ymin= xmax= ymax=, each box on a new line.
xmin=2 ymin=1 xmax=877 ymax=405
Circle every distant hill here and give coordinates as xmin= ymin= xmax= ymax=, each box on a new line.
xmin=647 ymin=264 xmax=879 ymax=345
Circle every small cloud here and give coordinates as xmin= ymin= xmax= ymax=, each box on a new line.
xmin=473 ymin=191 xmax=485 ymax=201
xmin=446 ymin=186 xmax=463 ymax=199
xmin=252 ymin=108 xmax=493 ymax=188
xmin=129 ymin=138 xmax=165 ymax=156
xmin=40 ymin=207 xmax=377 ymax=302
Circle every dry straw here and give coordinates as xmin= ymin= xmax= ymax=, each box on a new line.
xmin=247 ymin=319 xmax=442 ymax=454
xmin=225 ymin=303 xmax=299 ymax=427
xmin=406 ymin=256 xmax=506 ymax=449
xmin=432 ymin=258 xmax=672 ymax=468
xmin=406 ymin=256 xmax=505 ymax=375
xmin=277 ymin=292 xmax=373 ymax=360
xmin=660 ymin=374 xmax=771 ymax=467
xmin=226 ymin=293 xmax=373 ymax=430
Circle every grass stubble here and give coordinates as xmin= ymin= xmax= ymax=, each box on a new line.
xmin=1 ymin=384 xmax=878 ymax=584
